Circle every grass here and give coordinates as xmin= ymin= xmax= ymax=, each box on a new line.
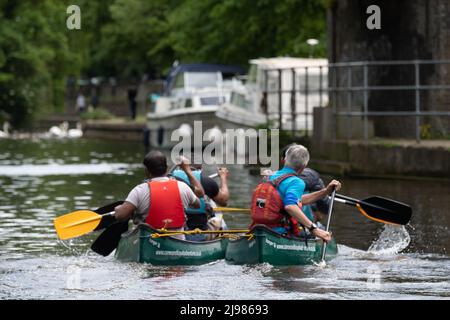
xmin=80 ymin=108 xmax=114 ymax=120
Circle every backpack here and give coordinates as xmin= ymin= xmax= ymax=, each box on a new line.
xmin=250 ymin=173 xmax=300 ymax=235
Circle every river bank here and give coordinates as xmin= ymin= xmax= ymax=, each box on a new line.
xmin=309 ymin=139 xmax=450 ymax=180
xmin=27 ymin=117 xmax=450 ymax=180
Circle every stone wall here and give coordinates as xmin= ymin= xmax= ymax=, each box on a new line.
xmin=327 ymin=0 xmax=450 ymax=139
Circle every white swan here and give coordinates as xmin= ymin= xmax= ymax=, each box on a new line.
xmin=67 ymin=122 xmax=83 ymax=139
xmin=0 ymin=122 xmax=10 ymax=138
xmin=48 ymin=121 xmax=69 ymax=138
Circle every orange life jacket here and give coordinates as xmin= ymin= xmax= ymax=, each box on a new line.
xmin=250 ymin=173 xmax=300 ymax=236
xmin=145 ymin=179 xmax=185 ymax=229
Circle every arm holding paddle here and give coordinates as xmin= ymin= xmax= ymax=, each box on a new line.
xmin=301 ymin=179 xmax=342 ymax=205
xmin=178 ymin=156 xmax=205 ymax=199
xmin=284 ymin=204 xmax=332 ymax=242
xmin=212 ymin=167 xmax=230 ymax=206
xmin=114 ymin=201 xmax=136 ymax=222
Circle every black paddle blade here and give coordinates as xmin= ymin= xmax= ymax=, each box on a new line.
xmin=91 ymin=220 xmax=129 ymax=256
xmin=93 ymin=201 xmax=124 ymax=231
xmin=94 ymin=201 xmax=124 ymax=215
xmin=360 ymin=196 xmax=412 ymax=225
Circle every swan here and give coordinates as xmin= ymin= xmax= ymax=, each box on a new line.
xmin=67 ymin=122 xmax=83 ymax=139
xmin=48 ymin=121 xmax=69 ymax=138
xmin=0 ymin=122 xmax=10 ymax=138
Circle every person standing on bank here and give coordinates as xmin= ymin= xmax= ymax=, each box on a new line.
xmin=76 ymin=91 xmax=86 ymax=113
xmin=128 ymin=86 xmax=138 ymax=120
xmin=113 ymin=151 xmax=204 ymax=240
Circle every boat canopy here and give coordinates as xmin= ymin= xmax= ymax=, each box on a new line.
xmin=164 ymin=63 xmax=245 ymax=95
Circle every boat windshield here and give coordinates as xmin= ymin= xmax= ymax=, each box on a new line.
xmin=200 ymin=96 xmax=225 ymax=106
xmin=230 ymin=92 xmax=247 ymax=109
xmin=185 ymin=72 xmax=222 ymax=89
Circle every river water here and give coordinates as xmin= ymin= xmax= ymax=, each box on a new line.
xmin=0 ymin=138 xmax=449 ymax=299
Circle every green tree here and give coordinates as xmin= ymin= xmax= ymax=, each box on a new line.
xmin=93 ymin=0 xmax=180 ymax=78
xmin=0 ymin=0 xmax=77 ymax=127
xmin=167 ymin=0 xmax=327 ymax=67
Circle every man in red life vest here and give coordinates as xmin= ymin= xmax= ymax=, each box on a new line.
xmin=114 ymin=151 xmax=204 ymax=239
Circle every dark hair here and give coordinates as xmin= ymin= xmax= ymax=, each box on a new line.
xmin=143 ymin=150 xmax=167 ymax=177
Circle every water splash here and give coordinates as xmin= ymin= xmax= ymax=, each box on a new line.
xmin=368 ymin=225 xmax=411 ymax=255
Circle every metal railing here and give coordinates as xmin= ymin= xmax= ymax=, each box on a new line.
xmin=262 ymin=64 xmax=328 ymax=136
xmin=262 ymin=60 xmax=450 ymax=142
xmin=330 ymin=60 xmax=450 ymax=142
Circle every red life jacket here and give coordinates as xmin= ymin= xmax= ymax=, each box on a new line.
xmin=145 ymin=179 xmax=185 ymax=229
xmin=250 ymin=173 xmax=301 ymax=236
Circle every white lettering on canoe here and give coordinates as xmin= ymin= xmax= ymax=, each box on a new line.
xmin=155 ymin=250 xmax=202 ymax=257
xmin=265 ymin=238 xmax=315 ymax=252
xmin=148 ymin=238 xmax=161 ymax=248
xmin=249 ymin=240 xmax=256 ymax=248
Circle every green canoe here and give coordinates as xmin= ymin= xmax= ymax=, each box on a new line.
xmin=115 ymin=223 xmax=228 ymax=265
xmin=225 ymin=225 xmax=338 ymax=266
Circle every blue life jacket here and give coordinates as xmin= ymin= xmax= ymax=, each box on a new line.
xmin=171 ymin=169 xmax=207 ymax=215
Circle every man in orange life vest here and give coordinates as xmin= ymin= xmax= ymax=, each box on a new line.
xmin=113 ymin=151 xmax=204 ymax=239
xmin=252 ymin=144 xmax=340 ymax=242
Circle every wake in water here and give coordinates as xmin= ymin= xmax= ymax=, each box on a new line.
xmin=367 ymin=224 xmax=411 ymax=255
xmin=0 ymin=163 xmax=141 ymax=176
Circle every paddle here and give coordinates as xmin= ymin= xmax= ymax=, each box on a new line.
xmin=91 ymin=163 xmax=181 ymax=256
xmin=318 ymin=188 xmax=336 ymax=267
xmin=214 ymin=207 xmax=250 ymax=212
xmin=90 ymin=219 xmax=130 ymax=256
xmin=334 ymin=194 xmax=412 ymax=225
xmin=215 ymin=194 xmax=412 ymax=225
xmin=53 ymin=201 xmax=124 ymax=240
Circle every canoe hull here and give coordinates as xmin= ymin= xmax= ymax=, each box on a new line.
xmin=115 ymin=224 xmax=228 ymax=265
xmin=225 ymin=225 xmax=338 ymax=266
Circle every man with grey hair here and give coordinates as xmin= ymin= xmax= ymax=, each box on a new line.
xmin=284 ymin=144 xmax=310 ymax=170
xmin=253 ymin=144 xmax=340 ymax=242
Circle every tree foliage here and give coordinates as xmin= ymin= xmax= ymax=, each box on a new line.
xmin=0 ymin=0 xmax=77 ymax=126
xmin=0 ymin=0 xmax=326 ymax=127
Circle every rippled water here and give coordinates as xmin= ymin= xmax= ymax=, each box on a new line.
xmin=0 ymin=138 xmax=449 ymax=299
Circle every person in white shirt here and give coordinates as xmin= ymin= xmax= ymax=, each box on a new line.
xmin=113 ymin=151 xmax=204 ymax=240
xmin=76 ymin=92 xmax=86 ymax=113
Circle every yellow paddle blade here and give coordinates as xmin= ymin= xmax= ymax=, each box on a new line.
xmin=53 ymin=210 xmax=102 ymax=240
xmin=214 ymin=207 xmax=251 ymax=212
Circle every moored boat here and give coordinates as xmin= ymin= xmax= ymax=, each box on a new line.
xmin=115 ymin=223 xmax=228 ymax=265
xmin=225 ymin=225 xmax=338 ymax=266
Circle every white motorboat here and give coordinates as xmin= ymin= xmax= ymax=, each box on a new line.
xmin=147 ymin=63 xmax=246 ymax=147
xmin=218 ymin=57 xmax=329 ymax=133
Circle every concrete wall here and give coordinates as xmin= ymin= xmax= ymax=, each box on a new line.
xmin=311 ymin=107 xmax=450 ymax=179
xmin=327 ymin=0 xmax=450 ymax=139
xmin=83 ymin=121 xmax=146 ymax=141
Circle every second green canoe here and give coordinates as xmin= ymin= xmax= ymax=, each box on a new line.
xmin=225 ymin=225 xmax=338 ymax=266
